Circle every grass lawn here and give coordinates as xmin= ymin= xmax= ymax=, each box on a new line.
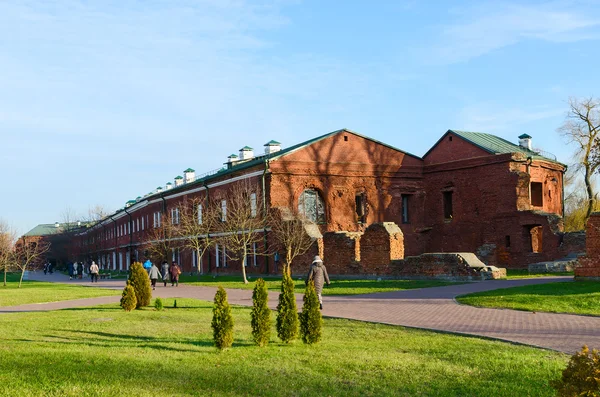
xmin=0 ymin=298 xmax=566 ymax=396
xmin=0 ymin=273 xmax=120 ymax=307
xmin=179 ymin=275 xmax=464 ymax=296
xmin=505 ymin=269 xmax=574 ymax=280
xmin=456 ymin=280 xmax=600 ymax=316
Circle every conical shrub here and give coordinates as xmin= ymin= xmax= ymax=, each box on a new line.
xmin=128 ymin=261 xmax=151 ymax=308
xmin=120 ymin=281 xmax=137 ymax=312
xmin=300 ymin=280 xmax=323 ymax=344
xmin=251 ymin=278 xmax=271 ymax=347
xmin=276 ymin=265 xmax=298 ymax=343
xmin=212 ymin=286 xmax=234 ymax=350
xmin=154 ymin=297 xmax=164 ymax=311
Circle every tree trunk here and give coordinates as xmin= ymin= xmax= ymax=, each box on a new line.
xmin=197 ymin=247 xmax=203 ymax=275
xmin=585 ymin=165 xmax=595 ymax=221
xmin=18 ymin=266 xmax=26 ymax=288
xmin=3 ymin=266 xmax=6 ymax=287
xmin=286 ymin=248 xmax=292 ymax=272
xmin=241 ymin=247 xmax=248 ymax=284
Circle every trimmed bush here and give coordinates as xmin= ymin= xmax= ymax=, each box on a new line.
xmin=251 ymin=278 xmax=271 ymax=347
xmin=300 ymin=280 xmax=322 ymax=344
xmin=154 ymin=298 xmax=164 ymax=311
xmin=276 ymin=265 xmax=298 ymax=343
xmin=211 ymin=287 xmax=234 ymax=350
xmin=128 ymin=262 xmax=152 ymax=308
xmin=552 ymin=345 xmax=600 ymax=396
xmin=120 ymin=281 xmax=137 ymax=312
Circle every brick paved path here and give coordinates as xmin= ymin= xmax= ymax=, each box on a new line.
xmin=4 ymin=272 xmax=599 ymax=354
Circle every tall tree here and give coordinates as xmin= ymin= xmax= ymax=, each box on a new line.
xmin=0 ymin=220 xmax=16 ymax=287
xmin=217 ymin=181 xmax=267 ymax=284
xmin=175 ymin=197 xmax=219 ymax=275
xmin=14 ymin=236 xmax=50 ymax=288
xmin=143 ymin=210 xmax=179 ymax=264
xmin=270 ymin=207 xmax=316 ymax=271
xmin=559 ymin=97 xmax=600 ymax=222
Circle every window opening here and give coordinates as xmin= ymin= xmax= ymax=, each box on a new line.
xmin=298 ymin=189 xmax=325 ymax=223
xmin=401 ymin=195 xmax=410 ymax=224
xmin=355 ymin=193 xmax=366 ymax=223
xmin=530 ymin=182 xmax=543 ymax=207
xmin=443 ymin=191 xmax=453 ymax=220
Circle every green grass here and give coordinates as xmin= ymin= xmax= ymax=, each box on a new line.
xmin=0 ymin=273 xmax=120 ymax=307
xmin=179 ymin=275 xmax=464 ymax=295
xmin=506 ymin=269 xmax=574 ymax=280
xmin=456 ymin=280 xmax=600 ymax=315
xmin=0 ymin=298 xmax=566 ymax=396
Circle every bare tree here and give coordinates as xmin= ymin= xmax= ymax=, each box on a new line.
xmin=175 ymin=197 xmax=219 ymax=275
xmin=143 ymin=211 xmax=179 ymax=265
xmin=14 ymin=236 xmax=50 ymax=288
xmin=559 ymin=97 xmax=600 ymax=222
xmin=0 ymin=220 xmax=16 ymax=287
xmin=270 ymin=207 xmax=316 ymax=272
xmin=217 ymin=181 xmax=267 ymax=284
xmin=85 ymin=204 xmax=110 ymax=223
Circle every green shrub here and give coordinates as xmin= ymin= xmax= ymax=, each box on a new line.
xmin=128 ymin=262 xmax=151 ymax=308
xmin=174 ymin=299 xmax=177 ymax=308
xmin=300 ymin=280 xmax=323 ymax=344
xmin=276 ymin=265 xmax=298 ymax=343
xmin=552 ymin=345 xmax=600 ymax=396
xmin=120 ymin=281 xmax=137 ymax=312
xmin=211 ymin=287 xmax=234 ymax=350
xmin=251 ymin=278 xmax=271 ymax=347
xmin=154 ymin=297 xmax=164 ymax=311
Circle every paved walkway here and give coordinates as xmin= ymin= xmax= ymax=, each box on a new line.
xmin=4 ymin=272 xmax=600 ymax=354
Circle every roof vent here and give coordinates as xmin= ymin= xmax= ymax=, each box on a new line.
xmin=54 ymin=222 xmax=60 ymax=228
xmin=264 ymin=140 xmax=281 ymax=154
xmin=174 ymin=175 xmax=184 ymax=187
xmin=518 ymin=134 xmax=532 ymax=151
xmin=183 ymin=168 xmax=195 ymax=184
xmin=226 ymin=154 xmax=239 ymax=169
xmin=156 ymin=186 xmax=163 ymax=193
xmin=239 ymin=146 xmax=254 ymax=161
xmin=165 ymin=182 xmax=173 ymax=190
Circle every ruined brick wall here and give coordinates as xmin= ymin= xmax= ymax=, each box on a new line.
xmin=575 ymin=214 xmax=600 ymax=278
xmin=360 ymin=223 xmax=404 ymax=268
xmin=322 ymin=232 xmax=362 ymax=275
xmin=389 ymin=254 xmax=482 ymax=280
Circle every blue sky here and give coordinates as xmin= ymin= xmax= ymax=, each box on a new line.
xmin=1 ymin=0 xmax=599 ymax=235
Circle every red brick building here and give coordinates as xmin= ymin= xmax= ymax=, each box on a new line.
xmin=27 ymin=129 xmax=570 ymax=274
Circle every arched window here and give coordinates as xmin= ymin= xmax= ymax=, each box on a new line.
xmin=298 ymin=189 xmax=325 ymax=223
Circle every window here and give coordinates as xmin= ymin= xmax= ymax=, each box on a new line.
xmin=401 ymin=195 xmax=410 ymax=224
xmin=153 ymin=212 xmax=161 ymax=228
xmin=298 ymin=189 xmax=325 ymax=223
xmin=215 ymin=244 xmax=219 ymax=268
xmin=141 ymin=216 xmax=145 ymax=231
xmin=244 ymin=243 xmax=258 ymax=267
xmin=505 ymin=235 xmax=511 ymax=248
xmin=221 ymin=200 xmax=227 ymax=222
xmin=136 ymin=218 xmax=139 ymax=232
xmin=171 ymin=207 xmax=180 ymax=225
xmin=250 ymin=193 xmax=257 ymax=217
xmin=443 ymin=191 xmax=453 ymax=220
xmin=355 ymin=193 xmax=366 ymax=223
xmin=530 ymin=182 xmax=543 ymax=207
xmin=198 ymin=204 xmax=203 ymax=224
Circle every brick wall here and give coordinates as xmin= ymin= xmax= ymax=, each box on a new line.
xmin=575 ymin=213 xmax=600 ymax=278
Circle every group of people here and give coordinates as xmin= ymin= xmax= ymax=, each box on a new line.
xmin=67 ymin=261 xmax=87 ymax=280
xmin=145 ymin=260 xmax=181 ymax=290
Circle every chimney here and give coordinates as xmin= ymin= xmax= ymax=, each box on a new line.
xmin=156 ymin=186 xmax=163 ymax=193
xmin=54 ymin=222 xmax=60 ymax=228
xmin=239 ymin=146 xmax=254 ymax=161
xmin=77 ymin=221 xmax=81 ymax=227
xmin=226 ymin=154 xmax=239 ymax=169
xmin=518 ymin=134 xmax=532 ymax=151
xmin=165 ymin=182 xmax=173 ymax=190
xmin=183 ymin=168 xmax=195 ymax=184
xmin=174 ymin=175 xmax=184 ymax=187
xmin=264 ymin=140 xmax=282 ymax=154
xmin=136 ymin=196 xmax=142 ymax=202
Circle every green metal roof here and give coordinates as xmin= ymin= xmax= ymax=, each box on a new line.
xmin=264 ymin=140 xmax=281 ymax=145
xmin=424 ymin=130 xmax=561 ymax=164
xmin=228 ymin=154 xmax=238 ymax=158
xmin=23 ymin=224 xmax=61 ymax=237
xmin=174 ymin=176 xmax=183 ymax=179
xmin=240 ymin=146 xmax=253 ymax=151
xmin=519 ymin=133 xmax=532 ymax=139
xmin=184 ymin=168 xmax=195 ymax=172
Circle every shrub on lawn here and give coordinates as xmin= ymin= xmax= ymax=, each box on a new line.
xmin=212 ymin=287 xmax=234 ymax=350
xmin=300 ymin=280 xmax=322 ymax=344
xmin=276 ymin=265 xmax=298 ymax=343
xmin=154 ymin=297 xmax=164 ymax=311
xmin=552 ymin=345 xmax=600 ymax=396
xmin=251 ymin=278 xmax=271 ymax=347
xmin=120 ymin=281 xmax=137 ymax=312
xmin=128 ymin=262 xmax=151 ymax=308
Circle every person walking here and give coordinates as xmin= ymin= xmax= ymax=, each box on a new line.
xmin=77 ymin=262 xmax=83 ymax=279
xmin=161 ymin=261 xmax=169 ymax=287
xmin=169 ymin=261 xmax=181 ymax=287
xmin=306 ymin=255 xmax=330 ymax=310
xmin=89 ymin=261 xmax=99 ymax=283
xmin=68 ymin=262 xmax=74 ymax=280
xmin=148 ymin=262 xmax=162 ymax=290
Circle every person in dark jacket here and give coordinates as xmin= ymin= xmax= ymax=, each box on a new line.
xmin=68 ymin=262 xmax=74 ymax=280
xmin=306 ymin=256 xmax=330 ymax=310
xmin=169 ymin=262 xmax=181 ymax=287
xmin=77 ymin=262 xmax=83 ymax=279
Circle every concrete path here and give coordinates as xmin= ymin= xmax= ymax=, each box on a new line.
xmin=5 ymin=272 xmax=599 ymax=354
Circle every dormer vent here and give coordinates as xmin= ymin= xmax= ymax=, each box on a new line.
xmin=156 ymin=186 xmax=163 ymax=193
xmin=239 ymin=146 xmax=254 ymax=160
xmin=183 ymin=168 xmax=195 ymax=184
xmin=54 ymin=222 xmax=60 ymax=228
xmin=226 ymin=154 xmax=239 ymax=169
xmin=174 ymin=175 xmax=184 ymax=187
xmin=165 ymin=182 xmax=173 ymax=190
xmin=518 ymin=134 xmax=532 ymax=151
xmin=264 ymin=140 xmax=282 ymax=154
